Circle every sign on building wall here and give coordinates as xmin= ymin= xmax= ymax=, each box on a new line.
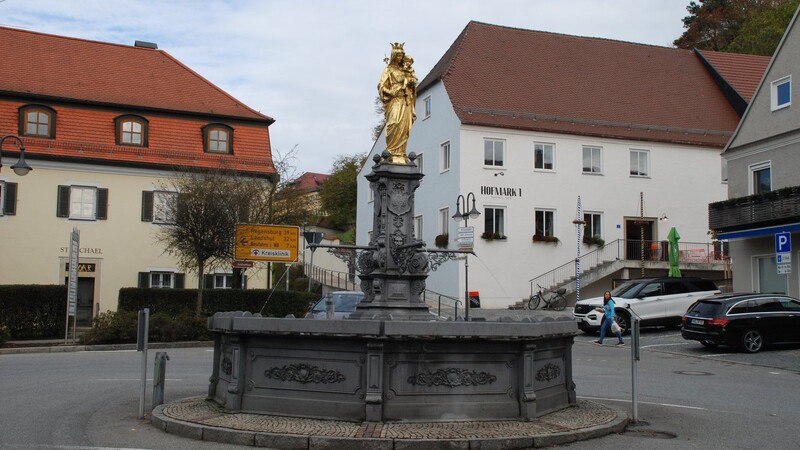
xmin=235 ymin=224 xmax=299 ymax=262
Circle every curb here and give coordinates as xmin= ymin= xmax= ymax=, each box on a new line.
xmin=0 ymin=341 xmax=213 ymax=355
xmin=150 ymin=399 xmax=630 ymax=449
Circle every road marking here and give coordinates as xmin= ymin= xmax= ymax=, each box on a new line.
xmin=641 ymin=343 xmax=692 ymax=348
xmin=579 ymin=395 xmax=707 ymax=410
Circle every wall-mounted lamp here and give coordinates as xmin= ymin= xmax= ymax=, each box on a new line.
xmin=493 ymin=172 xmax=504 ymax=177
xmin=659 ymin=213 xmax=668 ymax=221
xmin=0 ymin=135 xmax=33 ymax=176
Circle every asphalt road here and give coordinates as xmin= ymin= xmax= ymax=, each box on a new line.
xmin=0 ymin=327 xmax=798 ymax=449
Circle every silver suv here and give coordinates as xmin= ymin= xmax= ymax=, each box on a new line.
xmin=573 ymin=277 xmax=720 ymax=334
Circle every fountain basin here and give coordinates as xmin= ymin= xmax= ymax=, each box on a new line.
xmin=208 ymin=312 xmax=577 ymax=422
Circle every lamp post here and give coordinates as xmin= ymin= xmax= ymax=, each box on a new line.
xmin=0 ymin=135 xmax=33 ymax=176
xmin=453 ymin=192 xmax=480 ymax=321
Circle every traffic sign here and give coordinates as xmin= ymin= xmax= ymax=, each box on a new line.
xmin=778 ymin=263 xmax=791 ymax=275
xmin=235 ymin=224 xmax=299 ymax=262
xmin=457 ymin=226 xmax=474 ymax=234
xmin=457 ymin=237 xmax=474 ymax=245
xmin=775 ymin=232 xmax=791 ymax=254
xmin=777 ymin=253 xmax=791 ymax=264
xmin=457 ymin=231 xmax=474 ymax=238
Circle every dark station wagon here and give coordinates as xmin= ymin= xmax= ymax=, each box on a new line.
xmin=682 ymin=293 xmax=800 ymax=353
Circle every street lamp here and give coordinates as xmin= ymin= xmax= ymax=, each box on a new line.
xmin=0 ymin=135 xmax=33 ymax=176
xmin=453 ymin=192 xmax=480 ymax=321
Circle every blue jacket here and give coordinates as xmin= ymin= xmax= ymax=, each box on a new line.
xmin=603 ymin=299 xmax=616 ymax=319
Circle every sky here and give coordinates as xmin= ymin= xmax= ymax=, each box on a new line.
xmin=1 ymin=0 xmax=694 ymax=177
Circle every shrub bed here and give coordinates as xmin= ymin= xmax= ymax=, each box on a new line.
xmin=0 ymin=285 xmax=67 ymax=339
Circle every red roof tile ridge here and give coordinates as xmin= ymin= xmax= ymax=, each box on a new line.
xmin=159 ymin=51 xmax=274 ymax=123
xmin=0 ymin=25 xmax=164 ymax=54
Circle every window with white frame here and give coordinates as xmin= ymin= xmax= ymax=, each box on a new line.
xmin=368 ymin=184 xmax=374 ymax=203
xmin=630 ymin=149 xmax=650 ymax=177
xmin=535 ymin=209 xmax=555 ymax=237
xmin=415 ymin=153 xmax=423 ymax=173
xmin=534 ymin=142 xmax=554 ymax=171
xmin=583 ymin=212 xmax=602 ymax=239
xmin=582 ymin=146 xmax=602 ymax=174
xmin=771 ymin=76 xmax=791 ymax=111
xmin=750 ymin=162 xmax=771 ymax=195
xmin=440 ymin=141 xmax=450 ymax=172
xmin=484 ymin=206 xmax=505 ymax=237
xmin=70 ymin=186 xmax=97 ymax=220
xmin=150 ymin=272 xmax=174 ymax=289
xmin=138 ymin=270 xmax=184 ymax=289
xmin=423 ymin=96 xmax=431 ymax=119
xmin=439 ymin=207 xmax=449 ymax=236
xmin=414 ymin=215 xmax=423 ymax=240
xmin=484 ymin=139 xmax=505 ymax=167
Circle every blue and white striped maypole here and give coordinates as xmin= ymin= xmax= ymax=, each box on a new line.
xmin=573 ymin=196 xmax=585 ymax=303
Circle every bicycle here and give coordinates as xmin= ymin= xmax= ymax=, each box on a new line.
xmin=527 ymin=284 xmax=567 ymax=311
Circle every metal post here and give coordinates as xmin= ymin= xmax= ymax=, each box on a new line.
xmin=631 ymin=315 xmax=640 ymax=423
xmin=308 ymin=247 xmax=316 ymax=292
xmin=152 ymin=351 xmax=169 ymax=410
xmin=138 ymin=308 xmax=150 ymax=419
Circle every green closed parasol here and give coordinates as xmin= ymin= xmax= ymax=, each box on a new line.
xmin=667 ymin=226 xmax=681 ymax=277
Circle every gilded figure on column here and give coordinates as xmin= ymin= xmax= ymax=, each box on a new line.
xmin=378 ymin=43 xmax=417 ymax=164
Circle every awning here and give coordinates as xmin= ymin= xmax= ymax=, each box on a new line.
xmin=716 ymin=222 xmax=800 ymax=240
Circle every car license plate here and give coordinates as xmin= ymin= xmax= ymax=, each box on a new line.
xmin=691 ymin=319 xmax=704 ymax=325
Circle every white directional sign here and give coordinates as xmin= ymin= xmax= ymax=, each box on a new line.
xmin=778 ymin=264 xmax=791 ymax=275
xmin=777 ymin=253 xmax=791 ymax=263
xmin=457 ymin=226 xmax=474 ymax=234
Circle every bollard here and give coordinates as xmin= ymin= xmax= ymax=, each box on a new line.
xmin=152 ymin=351 xmax=170 ymax=411
xmin=325 ymin=294 xmax=335 ymax=320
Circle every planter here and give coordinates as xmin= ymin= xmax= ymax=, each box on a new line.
xmin=434 ymin=233 xmax=449 ymax=248
xmin=582 ymin=235 xmax=605 ymax=247
xmin=481 ymin=232 xmax=506 ymax=240
xmin=532 ymin=234 xmax=559 ymax=244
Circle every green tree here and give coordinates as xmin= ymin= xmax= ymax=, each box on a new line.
xmin=674 ymin=0 xmax=799 ymax=55
xmin=727 ymin=0 xmax=800 ymax=54
xmin=319 ymin=153 xmax=366 ymax=228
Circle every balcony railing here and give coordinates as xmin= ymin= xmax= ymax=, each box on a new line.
xmin=709 ymin=186 xmax=800 ymax=232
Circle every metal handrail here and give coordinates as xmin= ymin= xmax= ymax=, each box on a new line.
xmin=304 ymin=263 xmax=358 ymax=291
xmin=528 ymin=239 xmax=728 ymax=296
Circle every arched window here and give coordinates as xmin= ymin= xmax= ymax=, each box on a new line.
xmin=202 ymin=123 xmax=233 ymax=154
xmin=115 ymin=115 xmax=149 ymax=147
xmin=19 ymin=104 xmax=56 ymax=138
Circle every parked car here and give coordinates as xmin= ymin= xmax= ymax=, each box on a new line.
xmin=681 ymin=293 xmax=800 ymax=353
xmin=305 ymin=291 xmax=365 ymax=320
xmin=573 ymin=277 xmax=720 ymax=334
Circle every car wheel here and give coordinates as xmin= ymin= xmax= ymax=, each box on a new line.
xmin=700 ymin=340 xmax=718 ymax=348
xmin=741 ymin=329 xmax=763 ymax=353
xmin=615 ymin=311 xmax=630 ymax=335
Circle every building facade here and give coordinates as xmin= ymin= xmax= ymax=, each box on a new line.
xmin=0 ymin=27 xmax=275 ymax=325
xmin=710 ymin=8 xmax=800 ymax=297
xmin=357 ymin=22 xmax=769 ymax=309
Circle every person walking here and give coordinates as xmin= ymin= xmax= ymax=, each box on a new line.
xmin=594 ymin=290 xmax=625 ymax=346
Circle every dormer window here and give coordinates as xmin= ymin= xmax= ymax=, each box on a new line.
xmin=203 ymin=123 xmax=233 ymax=154
xmin=19 ymin=105 xmax=56 ymax=138
xmin=115 ymin=115 xmax=148 ymax=147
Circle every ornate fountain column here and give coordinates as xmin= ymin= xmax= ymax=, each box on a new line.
xmin=349 ymin=152 xmax=433 ymax=321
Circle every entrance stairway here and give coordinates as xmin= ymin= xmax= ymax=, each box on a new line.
xmin=510 ymin=239 xmax=730 ymax=309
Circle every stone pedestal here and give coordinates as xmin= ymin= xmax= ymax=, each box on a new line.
xmin=350 ymin=154 xmax=433 ymax=321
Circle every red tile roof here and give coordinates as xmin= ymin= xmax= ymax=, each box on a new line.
xmin=419 ymin=22 xmax=768 ymax=147
xmin=0 ymin=26 xmax=272 ymax=122
xmin=695 ymin=50 xmax=771 ymax=101
xmin=293 ymin=172 xmax=330 ymax=191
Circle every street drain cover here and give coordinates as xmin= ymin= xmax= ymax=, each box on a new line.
xmin=675 ymin=370 xmax=714 ymax=376
xmin=623 ymin=429 xmax=678 ymax=439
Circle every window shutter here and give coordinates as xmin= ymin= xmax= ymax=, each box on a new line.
xmin=56 ymin=185 xmax=70 ymax=217
xmin=4 ymin=182 xmax=17 ymax=215
xmin=175 ymin=273 xmax=185 ymax=289
xmin=204 ymin=274 xmax=214 ymax=289
xmin=138 ymin=272 xmax=149 ymax=288
xmin=96 ymin=188 xmax=109 ymax=220
xmin=141 ymin=191 xmax=154 ymax=222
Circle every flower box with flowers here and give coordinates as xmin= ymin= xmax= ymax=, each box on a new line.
xmin=532 ymin=233 xmax=559 ymax=244
xmin=582 ymin=235 xmax=605 ymax=247
xmin=481 ymin=232 xmax=506 ymax=240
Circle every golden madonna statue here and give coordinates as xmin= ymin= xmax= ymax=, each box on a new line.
xmin=378 ymin=42 xmax=417 ymax=163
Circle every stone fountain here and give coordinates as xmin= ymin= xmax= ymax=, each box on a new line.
xmin=206 ymin=44 xmax=577 ymax=423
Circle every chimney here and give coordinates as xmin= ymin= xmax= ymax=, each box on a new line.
xmin=134 ymin=40 xmax=158 ymax=49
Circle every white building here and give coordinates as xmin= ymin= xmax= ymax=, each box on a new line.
xmin=357 ymin=22 xmax=769 ymax=309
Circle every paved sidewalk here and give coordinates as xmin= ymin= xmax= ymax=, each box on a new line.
xmin=152 ymin=396 xmax=628 ymax=449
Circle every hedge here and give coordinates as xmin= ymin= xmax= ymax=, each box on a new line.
xmin=0 ymin=285 xmax=67 ymax=339
xmin=118 ymin=288 xmax=319 ymax=318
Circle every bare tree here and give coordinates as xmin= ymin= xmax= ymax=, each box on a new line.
xmin=155 ymin=148 xmax=311 ymax=314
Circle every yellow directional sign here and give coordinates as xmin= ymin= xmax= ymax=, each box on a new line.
xmin=235 ymin=224 xmax=299 ymax=262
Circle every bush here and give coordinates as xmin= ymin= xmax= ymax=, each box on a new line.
xmin=79 ymin=310 xmax=210 ymax=345
xmin=0 ymin=324 xmax=10 ymax=345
